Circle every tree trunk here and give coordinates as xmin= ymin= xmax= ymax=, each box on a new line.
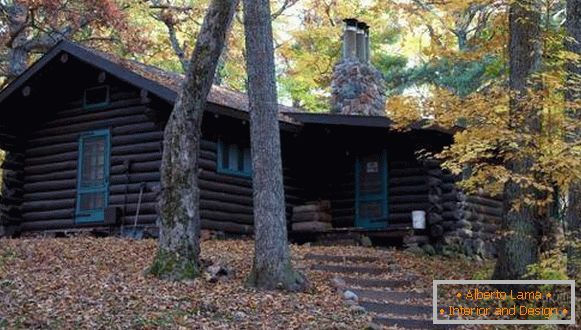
xmin=565 ymin=0 xmax=581 ymax=279
xmin=493 ymin=0 xmax=542 ymax=281
xmin=148 ymin=0 xmax=238 ymax=281
xmin=6 ymin=3 xmax=30 ymax=81
xmin=243 ymin=0 xmax=308 ymax=291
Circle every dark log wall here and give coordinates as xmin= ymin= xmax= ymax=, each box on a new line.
xmin=296 ymin=128 xmax=439 ymax=230
xmin=4 ymin=60 xmax=304 ymax=235
xmin=423 ymin=159 xmax=501 ymax=257
xmin=20 ymin=80 xmax=163 ymax=232
xmin=0 ymin=150 xmax=24 ymax=236
xmin=324 ymin=157 xmax=431 ymax=229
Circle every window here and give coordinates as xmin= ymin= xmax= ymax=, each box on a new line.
xmin=76 ymin=130 xmax=110 ymax=223
xmin=217 ymin=140 xmax=252 ymax=178
xmin=83 ymin=86 xmax=110 ymax=109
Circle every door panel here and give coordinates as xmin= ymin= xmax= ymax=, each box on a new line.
xmin=76 ymin=130 xmax=110 ymax=223
xmin=355 ymin=150 xmax=388 ymax=229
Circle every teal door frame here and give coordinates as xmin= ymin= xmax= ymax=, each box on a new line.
xmin=75 ymin=129 xmax=110 ymax=223
xmin=355 ymin=149 xmax=388 ymax=229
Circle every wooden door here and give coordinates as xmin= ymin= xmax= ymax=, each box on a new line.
xmin=75 ymin=129 xmax=110 ymax=223
xmin=355 ymin=150 xmax=388 ymax=229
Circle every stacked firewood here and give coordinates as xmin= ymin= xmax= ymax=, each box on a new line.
xmin=291 ymin=200 xmax=332 ymax=231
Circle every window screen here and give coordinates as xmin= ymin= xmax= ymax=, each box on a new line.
xmin=217 ymin=140 xmax=252 ymax=177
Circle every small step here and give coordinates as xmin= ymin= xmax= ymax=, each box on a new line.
xmin=311 ymin=264 xmax=388 ymax=275
xmin=373 ymin=317 xmax=453 ymax=329
xmin=352 ymin=288 xmax=429 ymax=302
xmin=361 ymin=302 xmax=431 ymax=315
xmin=304 ymin=253 xmax=382 ymax=263
xmin=343 ymin=276 xmax=410 ymax=288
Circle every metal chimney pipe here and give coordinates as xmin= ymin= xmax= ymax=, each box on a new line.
xmin=363 ymin=24 xmax=370 ymax=63
xmin=356 ymin=22 xmax=367 ymax=63
xmin=343 ymin=18 xmax=358 ymax=60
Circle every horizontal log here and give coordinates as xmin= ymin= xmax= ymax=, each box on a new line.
xmin=110 ymin=173 xmax=160 ymax=185
xmin=26 ymin=151 xmax=78 ymax=167
xmin=21 ymin=199 xmax=74 ymax=212
xmin=200 ymin=171 xmax=251 ymax=187
xmin=110 ymin=182 xmax=160 ymax=194
xmin=292 ymin=221 xmax=332 ymax=232
xmin=198 ymin=179 xmax=253 ymax=196
xmin=200 ymin=210 xmax=253 ymax=225
xmin=465 ymin=195 xmax=503 ymax=209
xmin=111 ymin=142 xmax=161 ymax=156
xmin=390 ymin=168 xmax=425 ymax=176
xmin=22 ymin=209 xmax=73 ymax=221
xmin=201 ymin=219 xmax=252 ymax=234
xmin=441 ymin=192 xmax=465 ymax=202
xmin=200 ymin=200 xmax=253 ymax=214
xmin=293 ymin=202 xmax=331 ymax=213
xmin=390 ymin=203 xmax=430 ymax=213
xmin=120 ymin=214 xmax=157 ymax=226
xmin=23 ymin=179 xmax=75 ymax=193
xmin=51 ymin=97 xmax=143 ymax=118
xmin=472 ymin=221 xmax=498 ymax=233
xmin=391 ymin=194 xmax=429 ymax=204
xmin=109 ymin=192 xmax=158 ymax=205
xmin=25 ymin=170 xmax=76 ymax=183
xmin=111 ymin=152 xmax=161 ymax=165
xmin=200 ymin=190 xmax=253 ymax=206
xmin=112 ymin=122 xmax=160 ymax=136
xmin=389 ymin=176 xmax=426 ymax=186
xmin=389 ymin=185 xmax=429 ymax=195
xmin=26 ymin=140 xmax=80 ymax=157
xmin=465 ymin=203 xmax=503 ymax=217
xmin=20 ymin=219 xmax=75 ymax=231
xmin=122 ymin=202 xmax=157 ymax=215
xmin=32 ymin=113 xmax=153 ymax=137
xmin=23 ymin=189 xmax=76 ymax=201
xmin=24 ymin=161 xmax=77 ymax=175
xmin=292 ymin=212 xmax=332 ymax=223
xmin=111 ymin=131 xmax=163 ymax=146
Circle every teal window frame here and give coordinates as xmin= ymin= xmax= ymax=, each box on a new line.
xmin=216 ymin=139 xmax=252 ymax=178
xmin=354 ymin=149 xmax=389 ymax=229
xmin=83 ymin=85 xmax=110 ymax=110
xmin=75 ymin=129 xmax=110 ymax=223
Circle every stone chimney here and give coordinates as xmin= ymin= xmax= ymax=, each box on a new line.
xmin=331 ymin=19 xmax=386 ymax=116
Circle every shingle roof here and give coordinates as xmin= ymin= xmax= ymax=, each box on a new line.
xmin=73 ymin=43 xmax=300 ymax=123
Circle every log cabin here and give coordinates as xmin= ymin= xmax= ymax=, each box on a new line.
xmin=0 ymin=20 xmax=501 ymax=256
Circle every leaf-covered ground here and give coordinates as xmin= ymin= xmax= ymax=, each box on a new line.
xmin=0 ymin=238 xmax=492 ymax=329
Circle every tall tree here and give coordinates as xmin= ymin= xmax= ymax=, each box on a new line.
xmin=565 ymin=0 xmax=581 ymax=278
xmin=0 ymin=0 xmax=133 ymax=85
xmin=148 ymin=0 xmax=238 ymax=280
xmin=493 ymin=0 xmax=543 ymax=280
xmin=243 ymin=0 xmax=307 ymax=291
